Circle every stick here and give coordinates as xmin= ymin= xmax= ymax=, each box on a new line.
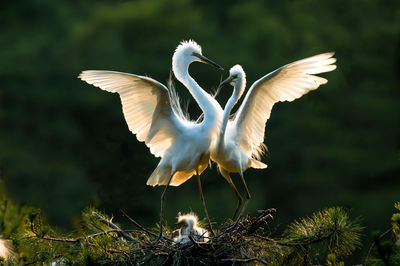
xmin=220 ymin=257 xmax=268 ymax=265
xmin=119 ymin=209 xmax=158 ymax=238
xmin=92 ymin=212 xmax=139 ymax=243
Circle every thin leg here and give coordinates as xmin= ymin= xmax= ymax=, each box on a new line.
xmin=238 ymin=170 xmax=251 ymax=219
xmin=158 ymin=173 xmax=174 ymax=240
xmin=196 ymin=169 xmax=214 ymax=236
xmin=221 ymin=169 xmax=243 ymax=220
xmin=228 ymin=180 xmax=243 ymax=220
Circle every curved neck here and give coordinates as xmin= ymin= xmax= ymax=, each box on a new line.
xmin=221 ymin=95 xmax=237 ymax=134
xmin=218 ymin=83 xmax=242 ymax=145
xmin=181 ymin=221 xmax=194 ymax=234
xmin=174 ymin=61 xmax=219 ymax=122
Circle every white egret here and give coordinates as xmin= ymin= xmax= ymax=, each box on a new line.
xmin=78 ymin=40 xmax=224 ymax=238
xmin=172 ymin=212 xmax=209 ymax=244
xmin=211 ymin=53 xmax=337 ymax=219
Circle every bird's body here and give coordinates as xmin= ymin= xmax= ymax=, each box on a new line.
xmin=211 ymin=54 xmax=337 ymax=218
xmin=79 ymin=40 xmax=223 ymax=237
xmin=173 ymin=213 xmax=209 ymax=244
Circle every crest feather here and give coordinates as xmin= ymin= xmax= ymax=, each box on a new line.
xmin=175 ymin=40 xmax=202 ymax=54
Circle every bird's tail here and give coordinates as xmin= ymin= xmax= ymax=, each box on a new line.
xmin=146 ymin=165 xmax=196 ymax=187
xmin=147 ymin=159 xmax=208 ymax=187
xmin=248 ymin=158 xmax=268 ymax=169
xmin=169 ymin=170 xmax=195 ymax=186
xmin=146 ymin=165 xmax=172 ymax=186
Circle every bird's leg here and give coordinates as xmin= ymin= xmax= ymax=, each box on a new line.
xmin=221 ymin=169 xmax=243 ymax=220
xmin=196 ymin=169 xmax=214 ymax=236
xmin=237 ymin=170 xmax=251 ymax=220
xmin=227 ymin=180 xmax=243 ymax=220
xmin=158 ymin=173 xmax=174 ymax=241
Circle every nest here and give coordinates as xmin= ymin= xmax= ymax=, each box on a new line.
xmin=25 ymin=206 xmax=363 ymax=265
xmin=122 ymin=209 xmax=277 ymax=265
xmin=27 ymin=209 xmax=277 ymax=265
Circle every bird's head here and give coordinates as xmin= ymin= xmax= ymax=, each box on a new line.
xmin=172 ymin=40 xmax=223 ymax=72
xmin=175 ymin=212 xmax=198 ymax=229
xmin=220 ymin=64 xmax=246 ymax=99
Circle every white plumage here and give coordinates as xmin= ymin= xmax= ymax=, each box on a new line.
xmin=172 ymin=213 xmax=209 ymax=244
xmin=79 ymin=40 xmax=223 ymax=238
xmin=211 ymin=53 xmax=337 ymax=218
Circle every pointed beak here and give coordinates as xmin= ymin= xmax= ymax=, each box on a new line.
xmin=175 ymin=221 xmax=186 ymax=227
xmin=193 ymin=52 xmax=224 ymax=70
xmin=220 ymin=76 xmax=234 ymax=87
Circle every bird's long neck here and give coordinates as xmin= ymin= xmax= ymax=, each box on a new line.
xmin=218 ymin=82 xmax=243 ymax=147
xmin=175 ymin=62 xmax=220 ymax=125
xmin=181 ymin=220 xmax=194 ymax=235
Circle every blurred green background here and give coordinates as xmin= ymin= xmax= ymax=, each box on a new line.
xmin=0 ymin=0 xmax=399 ymax=258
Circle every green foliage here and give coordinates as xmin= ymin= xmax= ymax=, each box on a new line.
xmin=326 ymin=253 xmax=344 ymax=266
xmin=365 ymin=202 xmax=400 ymax=265
xmin=279 ymin=207 xmax=362 ymax=264
xmin=1 ymin=204 xmax=364 ymax=265
xmin=282 ymin=207 xmax=362 ymax=255
xmin=0 ymin=0 xmax=399 ymax=264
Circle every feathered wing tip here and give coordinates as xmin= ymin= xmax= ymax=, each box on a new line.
xmin=175 ymin=39 xmax=202 ymax=54
xmin=252 ymin=142 xmax=268 ymax=160
xmin=248 ymin=142 xmax=268 ymax=169
xmin=167 ymin=71 xmax=189 ymax=121
xmin=288 ymin=52 xmax=337 ymax=76
xmin=249 ymin=158 xmax=268 ymax=169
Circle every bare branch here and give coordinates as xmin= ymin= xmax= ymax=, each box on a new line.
xmin=92 ymin=212 xmax=139 ymax=243
xmin=119 ymin=209 xmax=158 ymax=238
xmin=220 ymin=257 xmax=268 ymax=265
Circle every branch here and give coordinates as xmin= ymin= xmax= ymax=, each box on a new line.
xmin=220 ymin=257 xmax=268 ymax=265
xmin=27 ymin=228 xmax=142 ymax=244
xmin=92 ymin=212 xmax=139 ymax=243
xmin=188 ymin=235 xmax=208 ymax=251
xmin=119 ymin=209 xmax=157 ymax=238
xmin=366 ymin=226 xmax=393 ymax=263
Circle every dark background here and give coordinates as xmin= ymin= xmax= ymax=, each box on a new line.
xmin=1 ymin=0 xmax=399 ymax=258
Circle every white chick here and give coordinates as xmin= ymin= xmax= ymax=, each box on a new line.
xmin=172 ymin=213 xmax=209 ymax=244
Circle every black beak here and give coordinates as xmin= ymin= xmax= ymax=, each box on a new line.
xmin=220 ymin=76 xmax=234 ymax=87
xmin=193 ymin=52 xmax=224 ymax=70
xmin=175 ymin=221 xmax=185 ymax=226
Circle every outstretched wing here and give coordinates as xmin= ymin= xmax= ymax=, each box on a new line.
xmin=230 ymin=53 xmax=336 ymax=158
xmin=79 ymin=70 xmax=184 ymax=157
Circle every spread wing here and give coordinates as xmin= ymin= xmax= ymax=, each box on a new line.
xmin=79 ymin=70 xmax=185 ymax=157
xmin=230 ymin=52 xmax=336 ymax=158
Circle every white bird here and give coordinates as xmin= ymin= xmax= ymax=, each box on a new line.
xmin=0 ymin=238 xmax=13 ymax=261
xmin=211 ymin=53 xmax=337 ymax=219
xmin=172 ymin=212 xmax=209 ymax=244
xmin=78 ymin=40 xmax=224 ymax=238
